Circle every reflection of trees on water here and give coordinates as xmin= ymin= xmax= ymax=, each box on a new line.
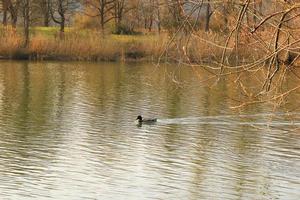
xmin=55 ymin=64 xmax=66 ymax=121
xmin=0 ymin=62 xmax=63 ymax=179
xmin=0 ymin=61 xmax=298 ymax=199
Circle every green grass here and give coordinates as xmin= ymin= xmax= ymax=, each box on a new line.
xmin=30 ymin=27 xmax=77 ymax=37
xmin=109 ymin=34 xmax=157 ymax=42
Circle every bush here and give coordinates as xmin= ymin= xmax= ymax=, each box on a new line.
xmin=114 ymin=23 xmax=139 ymax=35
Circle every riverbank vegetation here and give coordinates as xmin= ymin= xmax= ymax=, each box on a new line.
xmin=1 ymin=1 xmax=299 ymax=64
xmin=0 ymin=26 xmax=166 ymax=61
xmin=1 ymin=0 xmax=300 ymax=106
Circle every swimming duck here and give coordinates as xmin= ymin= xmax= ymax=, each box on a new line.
xmin=136 ymin=115 xmax=157 ymax=124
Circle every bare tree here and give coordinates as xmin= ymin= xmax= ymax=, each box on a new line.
xmin=113 ymin=0 xmax=137 ymax=34
xmin=49 ymin=0 xmax=78 ymax=36
xmin=21 ymin=0 xmax=30 ymax=47
xmin=2 ymin=0 xmax=9 ymax=25
xmin=165 ymin=0 xmax=185 ymax=30
xmin=113 ymin=0 xmax=124 ymax=33
xmin=155 ymin=0 xmax=161 ymax=33
xmin=139 ymin=0 xmax=156 ymax=31
xmin=161 ymin=0 xmax=300 ymax=106
xmin=40 ymin=0 xmax=51 ymax=26
xmin=84 ymin=0 xmax=115 ymax=33
xmin=1 ymin=0 xmax=20 ymax=27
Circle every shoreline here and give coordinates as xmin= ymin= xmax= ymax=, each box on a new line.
xmin=0 ymin=28 xmax=297 ymax=66
xmin=0 ymin=54 xmax=155 ymax=62
xmin=0 ymin=52 xmax=157 ymax=62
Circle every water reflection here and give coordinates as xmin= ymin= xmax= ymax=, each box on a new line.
xmin=0 ymin=61 xmax=299 ymax=200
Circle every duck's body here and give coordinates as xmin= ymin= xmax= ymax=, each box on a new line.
xmin=136 ymin=115 xmax=157 ymax=124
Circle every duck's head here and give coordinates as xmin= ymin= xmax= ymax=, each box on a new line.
xmin=136 ymin=115 xmax=143 ymax=121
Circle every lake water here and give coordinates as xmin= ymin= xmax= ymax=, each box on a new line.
xmin=0 ymin=61 xmax=299 ymax=200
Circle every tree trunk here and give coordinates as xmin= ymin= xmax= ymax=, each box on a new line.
xmin=12 ymin=14 xmax=18 ymax=28
xmin=44 ymin=13 xmax=50 ymax=27
xmin=43 ymin=0 xmax=50 ymax=26
xmin=58 ymin=0 xmax=65 ymax=37
xmin=100 ymin=12 xmax=104 ymax=34
xmin=205 ymin=0 xmax=211 ymax=32
xmin=2 ymin=0 xmax=8 ymax=25
xmin=3 ymin=10 xmax=7 ymax=25
xmin=10 ymin=0 xmax=18 ymax=28
xmin=148 ymin=14 xmax=153 ymax=32
xmin=23 ymin=0 xmax=30 ymax=47
xmin=156 ymin=0 xmax=161 ymax=34
xmin=2 ymin=0 xmax=18 ymax=27
xmin=60 ymin=18 xmax=65 ymax=33
xmin=59 ymin=15 xmax=65 ymax=38
xmin=114 ymin=0 xmax=124 ymax=34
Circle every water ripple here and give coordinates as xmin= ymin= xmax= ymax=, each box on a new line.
xmin=0 ymin=62 xmax=299 ymax=200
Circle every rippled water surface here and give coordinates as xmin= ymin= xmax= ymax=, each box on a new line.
xmin=0 ymin=61 xmax=299 ymax=200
